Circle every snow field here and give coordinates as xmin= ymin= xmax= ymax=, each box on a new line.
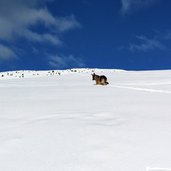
xmin=0 ymin=69 xmax=171 ymax=171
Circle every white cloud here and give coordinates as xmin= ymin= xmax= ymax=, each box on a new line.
xmin=0 ymin=0 xmax=80 ymax=44
xmin=55 ymin=15 xmax=81 ymax=32
xmin=49 ymin=55 xmax=86 ymax=68
xmin=164 ymin=30 xmax=171 ymax=40
xmin=129 ymin=35 xmax=165 ymax=52
xmin=0 ymin=0 xmax=81 ymax=62
xmin=120 ymin=0 xmax=158 ymax=15
xmin=0 ymin=44 xmax=17 ymax=60
xmin=20 ymin=29 xmax=62 ymax=46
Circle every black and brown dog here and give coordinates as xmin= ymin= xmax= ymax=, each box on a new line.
xmin=92 ymin=73 xmax=109 ymax=85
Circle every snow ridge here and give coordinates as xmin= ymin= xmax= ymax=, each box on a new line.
xmin=0 ymin=68 xmax=124 ymax=80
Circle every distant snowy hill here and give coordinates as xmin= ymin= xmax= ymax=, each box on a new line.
xmin=0 ymin=68 xmax=124 ymax=80
xmin=0 ymin=69 xmax=171 ymax=171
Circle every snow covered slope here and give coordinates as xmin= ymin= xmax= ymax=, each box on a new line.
xmin=0 ymin=69 xmax=171 ymax=171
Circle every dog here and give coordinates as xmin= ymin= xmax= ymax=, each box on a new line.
xmin=92 ymin=73 xmax=109 ymax=85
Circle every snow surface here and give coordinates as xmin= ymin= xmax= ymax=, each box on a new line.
xmin=0 ymin=68 xmax=171 ymax=171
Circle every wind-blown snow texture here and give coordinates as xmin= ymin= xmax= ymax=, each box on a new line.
xmin=0 ymin=68 xmax=171 ymax=171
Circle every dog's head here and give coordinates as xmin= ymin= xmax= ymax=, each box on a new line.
xmin=92 ymin=73 xmax=96 ymax=80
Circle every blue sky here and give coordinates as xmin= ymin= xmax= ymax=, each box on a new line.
xmin=0 ymin=0 xmax=171 ymax=71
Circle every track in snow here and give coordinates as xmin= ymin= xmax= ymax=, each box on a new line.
xmin=111 ymin=85 xmax=171 ymax=94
